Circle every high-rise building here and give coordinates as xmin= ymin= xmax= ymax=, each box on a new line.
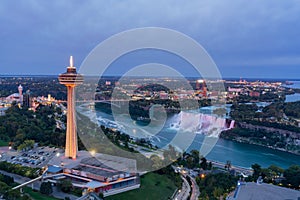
xmin=23 ymin=90 xmax=31 ymax=108
xmin=58 ymin=56 xmax=83 ymax=159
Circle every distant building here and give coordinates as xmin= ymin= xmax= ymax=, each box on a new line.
xmin=227 ymin=87 xmax=242 ymax=98
xmin=249 ymin=91 xmax=260 ymax=97
xmin=5 ymin=84 xmax=24 ymax=104
xmin=228 ymin=87 xmax=242 ymax=93
xmin=195 ymin=79 xmax=207 ymax=97
xmin=159 ymin=92 xmax=169 ymax=99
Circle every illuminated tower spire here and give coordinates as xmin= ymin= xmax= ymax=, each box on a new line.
xmin=70 ymin=56 xmax=74 ymax=68
xmin=58 ymin=56 xmax=83 ymax=159
xmin=18 ymin=84 xmax=23 ymax=103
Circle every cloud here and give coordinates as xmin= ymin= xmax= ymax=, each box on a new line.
xmin=0 ymin=0 xmax=299 ymax=78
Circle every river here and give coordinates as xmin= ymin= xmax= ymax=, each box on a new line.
xmin=86 ymin=105 xmax=300 ymax=169
xmin=285 ymin=93 xmax=300 ymax=103
xmin=188 ymin=135 xmax=300 ymax=169
xmin=284 ymin=80 xmax=300 ymax=102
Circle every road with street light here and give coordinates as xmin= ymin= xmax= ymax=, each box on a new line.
xmin=173 ymin=175 xmax=190 ymax=200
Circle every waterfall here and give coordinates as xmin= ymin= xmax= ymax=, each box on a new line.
xmin=229 ymin=120 xmax=235 ymax=129
xmin=169 ymin=111 xmax=235 ymax=138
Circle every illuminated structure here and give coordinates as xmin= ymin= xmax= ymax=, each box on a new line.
xmin=59 ymin=56 xmax=83 ymax=159
xmin=5 ymin=85 xmax=24 ymax=104
xmin=196 ymin=79 xmax=207 ymax=97
xmin=18 ymin=85 xmax=23 ymax=102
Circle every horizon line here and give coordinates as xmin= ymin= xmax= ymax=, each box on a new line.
xmin=0 ymin=74 xmax=299 ymax=81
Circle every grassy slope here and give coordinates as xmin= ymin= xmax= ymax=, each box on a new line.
xmin=106 ymin=172 xmax=177 ymax=200
xmin=23 ymin=187 xmax=60 ymax=200
xmin=0 ymin=140 xmax=8 ymax=147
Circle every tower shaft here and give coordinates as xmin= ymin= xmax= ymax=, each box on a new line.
xmin=65 ymin=85 xmax=77 ymax=159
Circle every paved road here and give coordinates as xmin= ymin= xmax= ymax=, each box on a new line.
xmin=187 ymin=175 xmax=200 ymax=200
xmin=128 ymin=143 xmax=164 ymax=158
xmin=77 ymin=192 xmax=103 ymax=200
xmin=173 ymin=175 xmax=190 ymax=200
xmin=0 ymin=169 xmax=78 ymax=200
xmin=210 ymin=161 xmax=253 ymax=176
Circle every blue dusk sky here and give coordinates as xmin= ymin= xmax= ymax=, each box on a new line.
xmin=0 ymin=0 xmax=300 ymax=79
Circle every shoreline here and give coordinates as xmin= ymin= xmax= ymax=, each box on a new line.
xmin=221 ymin=136 xmax=300 ymax=156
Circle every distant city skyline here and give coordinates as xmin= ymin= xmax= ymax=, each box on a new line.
xmin=0 ymin=1 xmax=300 ymax=78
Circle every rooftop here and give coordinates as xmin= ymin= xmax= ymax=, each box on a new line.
xmin=231 ymin=182 xmax=300 ymax=200
xmin=47 ymin=165 xmax=63 ymax=173
xmin=48 ymin=150 xmax=137 ymax=173
xmin=73 ymin=157 xmax=124 ymax=177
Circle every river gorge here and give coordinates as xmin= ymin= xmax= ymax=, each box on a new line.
xmin=77 ymin=102 xmax=300 ymax=169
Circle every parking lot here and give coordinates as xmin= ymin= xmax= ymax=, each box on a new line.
xmin=0 ymin=146 xmax=63 ymax=168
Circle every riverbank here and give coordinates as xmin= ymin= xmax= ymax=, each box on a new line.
xmin=220 ymin=123 xmax=300 ymax=156
xmin=221 ymin=135 xmax=300 ymax=156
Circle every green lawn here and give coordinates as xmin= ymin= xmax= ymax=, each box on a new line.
xmin=106 ymin=172 xmax=177 ymax=200
xmin=0 ymin=140 xmax=8 ymax=147
xmin=23 ymin=187 xmax=61 ymax=200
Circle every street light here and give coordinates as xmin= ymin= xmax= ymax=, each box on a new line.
xmin=90 ymin=150 xmax=96 ymax=157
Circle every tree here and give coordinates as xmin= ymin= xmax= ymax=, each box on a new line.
xmin=213 ymin=108 xmax=227 ymax=117
xmin=268 ymin=165 xmax=284 ymax=176
xmin=225 ymin=160 xmax=231 ymax=171
xmin=230 ymin=103 xmax=258 ymax=121
xmin=200 ymin=157 xmax=208 ymax=170
xmin=0 ymin=174 xmax=14 ymax=186
xmin=284 ymin=165 xmax=300 ymax=188
xmin=198 ymin=173 xmax=238 ymax=200
xmin=163 ymin=145 xmax=177 ymax=163
xmin=17 ymin=140 xmax=35 ymax=151
xmin=40 ymin=182 xmax=53 ymax=195
xmin=150 ymin=154 xmax=163 ymax=170
xmin=208 ymin=162 xmax=213 ymax=170
xmin=3 ymin=189 xmax=21 ymax=200
xmin=213 ymin=187 xmax=224 ymax=199
xmin=251 ymin=163 xmax=262 ymax=180
xmin=0 ymin=103 xmax=64 ymax=149
xmin=58 ymin=179 xmax=73 ymax=193
xmin=186 ymin=156 xmax=195 ymax=169
xmin=0 ymin=182 xmax=9 ymax=196
xmin=190 ymin=150 xmax=200 ymax=166
xmin=0 ymin=126 xmax=7 ymax=136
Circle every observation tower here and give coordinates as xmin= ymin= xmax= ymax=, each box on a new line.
xmin=58 ymin=56 xmax=83 ymax=159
